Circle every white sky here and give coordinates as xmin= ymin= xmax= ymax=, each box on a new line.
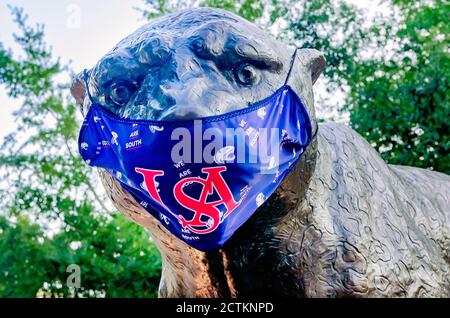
xmin=0 ymin=0 xmax=380 ymax=140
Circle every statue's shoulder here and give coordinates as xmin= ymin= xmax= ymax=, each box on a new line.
xmin=315 ymin=121 xmax=389 ymax=177
xmin=318 ymin=121 xmax=378 ymax=151
xmin=303 ymin=121 xmax=450 ymax=297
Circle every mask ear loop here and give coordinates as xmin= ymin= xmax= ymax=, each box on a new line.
xmin=284 ymin=49 xmax=320 ymax=141
xmin=83 ymin=69 xmax=95 ymax=105
xmin=284 ymin=48 xmax=298 ymax=86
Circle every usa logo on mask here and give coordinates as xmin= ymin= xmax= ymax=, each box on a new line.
xmin=135 ymin=166 xmax=241 ymax=234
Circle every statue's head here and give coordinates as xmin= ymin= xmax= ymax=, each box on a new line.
xmin=71 ymin=7 xmax=325 ymax=123
xmin=70 ymin=7 xmax=326 ymax=297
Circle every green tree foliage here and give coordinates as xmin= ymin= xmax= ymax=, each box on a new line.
xmin=0 ymin=7 xmax=161 ymax=297
xmin=347 ymin=0 xmax=449 ymax=173
xmin=139 ymin=0 xmax=265 ymax=22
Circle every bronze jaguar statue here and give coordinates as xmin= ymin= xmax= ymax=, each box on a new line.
xmin=70 ymin=8 xmax=450 ymax=297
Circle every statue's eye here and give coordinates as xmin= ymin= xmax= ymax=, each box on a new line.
xmin=234 ymin=63 xmax=259 ymax=86
xmin=109 ymin=82 xmax=136 ymax=105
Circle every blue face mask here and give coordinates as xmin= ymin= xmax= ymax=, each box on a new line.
xmin=78 ymin=49 xmax=315 ymax=251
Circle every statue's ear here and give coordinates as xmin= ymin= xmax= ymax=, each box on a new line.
xmin=70 ymin=71 xmax=87 ymax=106
xmin=297 ymin=48 xmax=326 ymax=85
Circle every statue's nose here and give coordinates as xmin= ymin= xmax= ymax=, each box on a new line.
xmin=158 ymin=53 xmax=214 ymax=120
xmin=160 ymin=104 xmax=213 ymax=120
xmin=173 ymin=50 xmax=203 ymax=83
xmin=158 ymin=80 xmax=214 ymax=119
